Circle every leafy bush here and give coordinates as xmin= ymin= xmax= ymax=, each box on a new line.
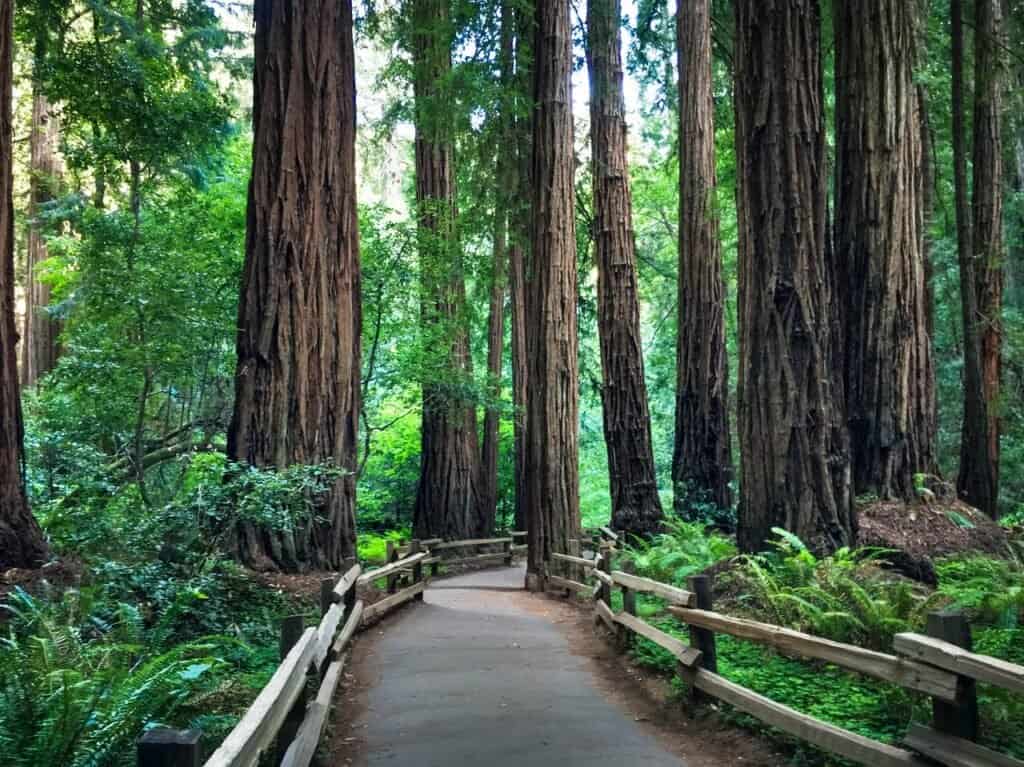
xmin=0 ymin=588 xmax=228 ymax=767
xmin=935 ymin=554 xmax=1024 ymax=627
xmin=730 ymin=529 xmax=939 ymax=650
xmin=620 ymin=518 xmax=736 ymax=585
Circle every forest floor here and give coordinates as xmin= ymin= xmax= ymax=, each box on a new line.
xmin=323 ymin=565 xmax=785 ymax=767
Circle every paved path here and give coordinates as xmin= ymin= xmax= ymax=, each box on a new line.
xmin=351 ymin=566 xmax=685 ymax=766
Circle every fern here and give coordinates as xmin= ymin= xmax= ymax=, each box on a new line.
xmin=0 ymin=589 xmax=225 ymax=767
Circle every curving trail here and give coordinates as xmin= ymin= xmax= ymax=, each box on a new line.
xmin=343 ymin=565 xmax=686 ymax=766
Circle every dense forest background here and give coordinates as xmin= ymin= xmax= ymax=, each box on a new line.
xmin=0 ymin=0 xmax=1023 ymax=765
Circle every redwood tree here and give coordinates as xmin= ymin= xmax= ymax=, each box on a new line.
xmin=673 ymin=0 xmax=732 ymax=516
xmin=587 ymin=0 xmax=663 ymax=537
xmin=1 ymin=0 xmax=49 ymax=570
xmin=479 ymin=2 xmax=515 ymax=537
xmin=834 ymin=0 xmax=936 ymax=500
xmin=508 ymin=0 xmax=532 ymax=534
xmin=410 ymin=0 xmax=481 ymax=540
xmin=228 ymin=0 xmax=361 ymax=571
xmin=525 ymin=0 xmax=580 ymax=581
xmin=957 ymin=0 xmax=1005 ymax=518
xmin=734 ymin=0 xmax=853 ymax=552
xmin=21 ymin=89 xmax=62 ymax=386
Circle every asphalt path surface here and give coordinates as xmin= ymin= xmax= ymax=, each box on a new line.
xmin=351 ymin=565 xmax=686 ymax=766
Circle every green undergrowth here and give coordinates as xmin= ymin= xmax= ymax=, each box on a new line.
xmin=615 ymin=528 xmax=1024 ymax=764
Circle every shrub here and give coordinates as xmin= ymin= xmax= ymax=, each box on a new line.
xmin=620 ymin=517 xmax=736 ymax=585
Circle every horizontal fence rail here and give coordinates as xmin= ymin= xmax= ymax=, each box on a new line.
xmin=543 ymin=537 xmax=1024 ymax=767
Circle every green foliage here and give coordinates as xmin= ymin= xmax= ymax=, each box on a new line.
xmin=935 ymin=554 xmax=1024 ymax=627
xmin=0 ymin=588 xmax=227 ymax=767
xmin=620 ymin=518 xmax=736 ymax=585
xmin=730 ymin=531 xmax=939 ymax=650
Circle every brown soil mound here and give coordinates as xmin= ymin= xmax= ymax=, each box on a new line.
xmin=857 ymin=498 xmax=1008 ymax=584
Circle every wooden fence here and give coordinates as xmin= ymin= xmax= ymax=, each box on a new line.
xmin=547 ymin=537 xmax=1024 ymax=767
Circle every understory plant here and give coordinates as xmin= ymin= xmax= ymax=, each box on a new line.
xmin=730 ymin=529 xmax=940 ymax=650
xmin=619 ymin=517 xmax=736 ymax=585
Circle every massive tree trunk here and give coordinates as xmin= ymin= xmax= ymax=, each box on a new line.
xmin=734 ymin=0 xmax=853 ymax=553
xmin=21 ymin=90 xmax=62 ymax=387
xmin=834 ymin=0 xmax=936 ymax=500
xmin=525 ymin=0 xmax=580 ymax=582
xmin=952 ymin=0 xmax=1000 ymax=518
xmin=228 ymin=0 xmax=361 ymax=571
xmin=410 ymin=0 xmax=481 ymax=541
xmin=508 ymin=0 xmax=532 ymax=534
xmin=673 ymin=0 xmax=733 ymax=517
xmin=479 ymin=3 xmax=515 ymax=537
xmin=1 ymin=0 xmax=49 ymax=570
xmin=957 ymin=0 xmax=1005 ymax=518
xmin=587 ymin=0 xmax=663 ymax=538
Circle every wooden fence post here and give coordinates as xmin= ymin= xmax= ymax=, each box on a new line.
xmin=598 ymin=545 xmax=612 ymax=605
xmin=503 ymin=538 xmax=513 ymax=566
xmin=568 ymin=538 xmax=582 ymax=587
xmin=137 ymin=728 xmax=201 ymax=767
xmin=686 ymin=574 xmax=718 ymax=702
xmin=276 ymin=615 xmax=306 ymax=763
xmin=926 ymin=610 xmax=978 ymax=741
xmin=619 ymin=585 xmax=636 ymax=649
xmin=410 ymin=540 xmax=424 ymax=601
xmin=386 ymin=541 xmax=399 ymax=594
xmin=319 ymin=577 xmax=335 ymax=618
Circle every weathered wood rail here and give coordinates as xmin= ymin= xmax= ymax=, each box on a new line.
xmin=137 ymin=534 xmax=527 ymax=767
xmin=545 ymin=539 xmax=1024 ymax=767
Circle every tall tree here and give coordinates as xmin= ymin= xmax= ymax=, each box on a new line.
xmin=952 ymin=0 xmax=1004 ymax=518
xmin=479 ymin=2 xmax=516 ymax=537
xmin=1 ymin=0 xmax=48 ymax=570
xmin=409 ymin=0 xmax=481 ymax=540
xmin=21 ymin=28 xmax=62 ymax=388
xmin=734 ymin=0 xmax=853 ymax=552
xmin=587 ymin=0 xmax=663 ymax=537
xmin=508 ymin=0 xmax=532 ymax=534
xmin=673 ymin=0 xmax=732 ymax=516
xmin=228 ymin=0 xmax=362 ymax=571
xmin=957 ymin=0 xmax=1005 ymax=518
xmin=525 ymin=0 xmax=580 ymax=583
xmin=834 ymin=0 xmax=936 ymax=500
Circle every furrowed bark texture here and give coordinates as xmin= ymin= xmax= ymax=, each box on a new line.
xmin=525 ymin=0 xmax=580 ymax=576
xmin=587 ymin=0 xmax=663 ymax=538
xmin=958 ymin=0 xmax=1004 ymax=518
xmin=509 ymin=0 xmax=532 ymax=534
xmin=410 ymin=0 xmax=482 ymax=540
xmin=734 ymin=0 xmax=854 ymax=553
xmin=479 ymin=2 xmax=515 ymax=537
xmin=21 ymin=91 xmax=62 ymax=386
xmin=673 ymin=0 xmax=733 ymax=515
xmin=0 ymin=0 xmax=49 ymax=570
xmin=228 ymin=0 xmax=361 ymax=571
xmin=834 ymin=0 xmax=936 ymax=500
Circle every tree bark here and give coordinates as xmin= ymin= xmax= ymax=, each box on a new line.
xmin=21 ymin=89 xmax=62 ymax=387
xmin=834 ymin=0 xmax=936 ymax=500
xmin=525 ymin=0 xmax=580 ymax=580
xmin=410 ymin=0 xmax=482 ymax=541
xmin=587 ymin=0 xmax=663 ymax=538
xmin=228 ymin=0 xmax=361 ymax=571
xmin=952 ymin=0 xmax=998 ymax=518
xmin=734 ymin=0 xmax=853 ymax=553
xmin=673 ymin=0 xmax=733 ymax=517
xmin=509 ymin=0 xmax=532 ymax=534
xmin=0 ymin=0 xmax=49 ymax=570
xmin=957 ymin=0 xmax=1005 ymax=518
xmin=479 ymin=2 xmax=515 ymax=537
